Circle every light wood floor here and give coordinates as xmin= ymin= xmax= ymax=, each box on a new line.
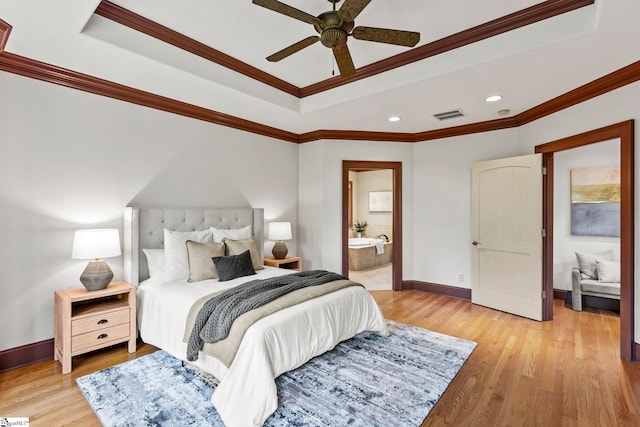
xmin=1 ymin=291 xmax=639 ymax=426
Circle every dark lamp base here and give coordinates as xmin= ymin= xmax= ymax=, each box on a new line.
xmin=80 ymin=260 xmax=113 ymax=291
xmin=272 ymin=241 xmax=289 ymax=259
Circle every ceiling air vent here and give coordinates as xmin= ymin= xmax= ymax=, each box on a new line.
xmin=433 ymin=109 xmax=465 ymax=121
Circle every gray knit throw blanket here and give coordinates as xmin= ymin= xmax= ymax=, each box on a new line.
xmin=187 ymin=269 xmax=348 ymax=361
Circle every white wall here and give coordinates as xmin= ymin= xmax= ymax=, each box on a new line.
xmin=553 ymin=140 xmax=620 ymax=290
xmin=352 ymin=170 xmax=393 ymax=239
xmin=411 ymin=129 xmax=524 ymax=287
xmin=0 ymin=73 xmax=299 ymax=351
xmin=298 ymin=140 xmax=414 ymax=276
xmin=298 ymin=141 xmax=326 ymax=271
xmin=3 ymin=67 xmax=640 ymax=353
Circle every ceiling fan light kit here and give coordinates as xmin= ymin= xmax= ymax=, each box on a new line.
xmin=253 ymin=0 xmax=420 ymax=78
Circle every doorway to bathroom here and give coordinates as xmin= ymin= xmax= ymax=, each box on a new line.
xmin=342 ymin=161 xmax=402 ymax=291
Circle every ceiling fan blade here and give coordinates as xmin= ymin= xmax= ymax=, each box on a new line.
xmin=332 ymin=44 xmax=356 ymax=77
xmin=253 ymin=0 xmax=320 ymax=26
xmin=338 ymin=0 xmax=371 ymax=22
xmin=267 ymin=36 xmax=320 ymax=62
xmin=352 ymin=26 xmax=420 ymax=47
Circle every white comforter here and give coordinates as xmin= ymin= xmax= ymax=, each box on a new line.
xmin=137 ymin=267 xmax=388 ymax=427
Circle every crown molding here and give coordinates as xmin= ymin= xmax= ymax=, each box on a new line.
xmin=95 ymin=0 xmax=594 ymax=99
xmin=298 ymin=129 xmax=416 ymax=143
xmin=94 ymin=1 xmax=300 ymax=97
xmin=0 ymin=18 xmax=638 ymax=144
xmin=0 ymin=19 xmax=11 ymax=52
xmin=516 ymin=60 xmax=640 ymax=125
xmin=0 ymin=49 xmax=299 ymax=142
xmin=413 ymin=117 xmax=521 ymax=142
xmin=301 ymin=0 xmax=595 ymax=97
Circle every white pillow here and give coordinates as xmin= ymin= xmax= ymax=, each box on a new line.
xmin=597 ymin=260 xmax=620 ymax=283
xmin=575 ymin=250 xmax=614 ymax=279
xmin=164 ymin=228 xmax=213 ymax=282
xmin=211 ymin=225 xmax=252 ymax=243
xmin=142 ymin=248 xmax=165 ymax=280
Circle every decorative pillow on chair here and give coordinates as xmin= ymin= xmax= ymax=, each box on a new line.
xmin=211 ymin=225 xmax=252 ymax=243
xmin=213 ymin=250 xmax=256 ymax=282
xmin=224 ymin=238 xmax=264 ymax=270
xmin=164 ymin=228 xmax=213 ymax=282
xmin=186 ymin=240 xmax=225 ymax=282
xmin=575 ymin=250 xmax=614 ymax=279
xmin=596 ymin=259 xmax=620 ymax=283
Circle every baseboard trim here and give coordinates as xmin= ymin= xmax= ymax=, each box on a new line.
xmin=0 ymin=339 xmax=54 ymax=373
xmin=563 ymin=290 xmax=621 ymax=312
xmin=400 ymin=285 xmax=620 ymax=312
xmin=553 ymin=289 xmax=568 ymax=301
xmin=403 ymin=280 xmax=471 ymax=300
xmin=634 ymin=342 xmax=639 ymax=362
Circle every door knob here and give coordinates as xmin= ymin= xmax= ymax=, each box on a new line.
xmin=472 ymin=241 xmax=479 ymax=246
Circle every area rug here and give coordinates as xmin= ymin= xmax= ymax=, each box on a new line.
xmin=77 ymin=322 xmax=476 ymax=427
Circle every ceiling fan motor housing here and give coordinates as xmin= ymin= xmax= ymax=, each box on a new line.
xmin=254 ymin=0 xmax=419 ymax=77
xmin=321 ymin=27 xmax=347 ymax=47
xmin=315 ymin=11 xmax=352 ymax=48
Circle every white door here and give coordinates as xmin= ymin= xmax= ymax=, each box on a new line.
xmin=471 ymin=153 xmax=543 ymax=321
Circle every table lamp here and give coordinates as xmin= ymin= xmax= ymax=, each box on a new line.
xmin=268 ymin=222 xmax=292 ymax=259
xmin=72 ymin=228 xmax=121 ymax=291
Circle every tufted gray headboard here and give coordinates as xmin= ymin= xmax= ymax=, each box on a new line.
xmin=123 ymin=207 xmax=264 ymax=286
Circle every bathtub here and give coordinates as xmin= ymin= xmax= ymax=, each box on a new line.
xmin=348 ymin=238 xmax=393 ymax=271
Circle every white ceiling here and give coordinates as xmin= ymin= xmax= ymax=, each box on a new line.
xmin=1 ymin=0 xmax=639 ymax=135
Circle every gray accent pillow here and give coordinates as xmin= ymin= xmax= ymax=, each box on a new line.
xmin=575 ymin=250 xmax=614 ymax=279
xmin=186 ymin=240 xmax=225 ymax=282
xmin=224 ymin=238 xmax=264 ymax=270
xmin=213 ymin=250 xmax=256 ymax=282
xmin=597 ymin=260 xmax=620 ymax=283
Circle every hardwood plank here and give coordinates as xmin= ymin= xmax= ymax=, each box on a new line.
xmin=369 ymin=291 xmax=640 ymax=427
xmin=1 ymin=291 xmax=639 ymax=426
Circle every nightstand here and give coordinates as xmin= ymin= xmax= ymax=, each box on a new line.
xmin=264 ymin=256 xmax=302 ymax=271
xmin=54 ymin=281 xmax=136 ymax=374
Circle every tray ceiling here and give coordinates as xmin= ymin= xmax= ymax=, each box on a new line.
xmin=1 ymin=0 xmax=639 ymax=135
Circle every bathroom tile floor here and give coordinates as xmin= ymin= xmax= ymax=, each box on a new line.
xmin=348 ymin=263 xmax=392 ymax=291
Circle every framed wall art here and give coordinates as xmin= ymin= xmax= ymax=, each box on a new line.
xmin=368 ymin=191 xmax=392 ymax=212
xmin=570 ymin=165 xmax=620 ymax=237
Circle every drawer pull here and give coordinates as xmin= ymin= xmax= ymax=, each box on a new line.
xmin=97 ymin=333 xmax=108 ymax=340
xmin=97 ymin=319 xmax=109 ymax=325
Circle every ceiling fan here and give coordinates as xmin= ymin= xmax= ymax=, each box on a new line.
xmin=253 ymin=0 xmax=420 ymax=77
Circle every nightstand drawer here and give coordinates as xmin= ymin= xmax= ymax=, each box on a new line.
xmin=72 ymin=323 xmax=130 ymax=353
xmin=72 ymin=307 xmax=130 ymax=336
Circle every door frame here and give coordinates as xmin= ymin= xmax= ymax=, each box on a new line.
xmin=535 ymin=120 xmax=635 ymax=361
xmin=342 ymin=161 xmax=403 ymax=291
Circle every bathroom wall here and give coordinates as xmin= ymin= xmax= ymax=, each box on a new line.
xmin=351 ymin=170 xmax=393 ymax=240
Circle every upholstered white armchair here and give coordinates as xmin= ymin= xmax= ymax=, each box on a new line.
xmin=571 ymin=251 xmax=620 ymax=311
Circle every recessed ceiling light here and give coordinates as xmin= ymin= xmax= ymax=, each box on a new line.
xmin=485 ymin=95 xmax=503 ymax=102
xmin=388 ymin=116 xmax=401 ymax=122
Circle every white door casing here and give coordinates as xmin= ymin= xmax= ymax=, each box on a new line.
xmin=471 ymin=153 xmax=543 ymax=321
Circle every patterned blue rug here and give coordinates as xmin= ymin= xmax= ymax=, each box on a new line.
xmin=77 ymin=322 xmax=476 ymax=427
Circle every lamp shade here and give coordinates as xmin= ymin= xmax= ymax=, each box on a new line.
xmin=268 ymin=222 xmax=292 ymax=241
xmin=72 ymin=229 xmax=121 ymax=260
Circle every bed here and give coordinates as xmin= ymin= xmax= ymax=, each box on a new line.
xmin=123 ymin=207 xmax=388 ymax=427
